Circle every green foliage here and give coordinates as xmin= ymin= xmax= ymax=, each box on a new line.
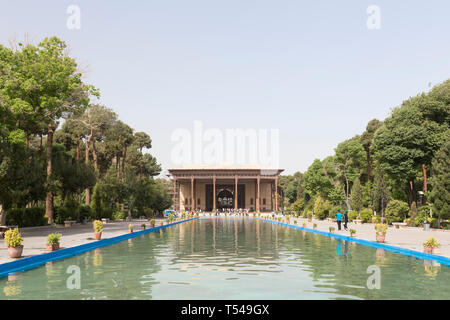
xmin=54 ymin=207 xmax=68 ymax=225
xmin=112 ymin=211 xmax=126 ymax=220
xmin=350 ymin=178 xmax=363 ymax=212
xmin=429 ymin=134 xmax=450 ymax=220
xmin=385 ymin=200 xmax=409 ymax=223
xmin=423 ymin=237 xmax=439 ymax=248
xmin=313 ymin=196 xmax=331 ymax=220
xmin=348 ymin=211 xmax=358 ymax=221
xmin=47 ymin=233 xmax=61 ymax=245
xmin=359 ymin=208 xmax=373 ymax=223
xmin=415 ymin=205 xmax=432 ymax=226
xmin=6 ymin=207 xmax=48 ymax=227
xmin=93 ymin=220 xmax=103 ymax=232
xmin=350 ymin=229 xmax=356 ymax=234
xmin=4 ymin=228 xmax=23 ymax=247
xmin=91 ymin=184 xmax=104 ymax=220
xmin=292 ymin=198 xmax=304 ymax=213
xmin=78 ymin=205 xmax=92 ymax=222
xmin=375 ymin=224 xmax=388 ymax=235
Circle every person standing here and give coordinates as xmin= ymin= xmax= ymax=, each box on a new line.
xmin=343 ymin=211 xmax=349 ymax=230
xmin=336 ymin=210 xmax=343 ymax=231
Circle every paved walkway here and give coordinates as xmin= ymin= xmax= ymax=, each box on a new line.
xmin=261 ymin=214 xmax=450 ymax=258
xmin=0 ymin=219 xmax=164 ymax=265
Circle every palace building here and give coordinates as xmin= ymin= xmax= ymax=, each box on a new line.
xmin=168 ymin=165 xmax=284 ymax=212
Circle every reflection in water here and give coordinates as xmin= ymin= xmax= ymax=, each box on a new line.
xmin=0 ymin=218 xmax=449 ymax=300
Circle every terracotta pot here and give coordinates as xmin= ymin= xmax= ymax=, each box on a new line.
xmin=46 ymin=243 xmax=60 ymax=252
xmin=151 ymin=224 xmax=155 ymax=228
xmin=8 ymin=246 xmax=23 ymax=259
xmin=94 ymin=231 xmax=102 ymax=240
xmin=308 ymin=219 xmax=312 ymax=222
xmin=423 ymin=246 xmax=433 ymax=254
xmin=129 ymin=229 xmax=133 ymax=233
xmin=329 ymin=230 xmax=334 ymax=233
xmin=351 ymin=233 xmax=356 ymax=237
xmin=432 ymin=247 xmax=441 ymax=255
xmin=376 ymin=234 xmax=385 ymax=243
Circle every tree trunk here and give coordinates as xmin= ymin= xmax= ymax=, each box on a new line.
xmin=46 ymin=122 xmax=54 ymax=224
xmin=117 ymin=154 xmax=121 ymax=178
xmin=85 ymin=136 xmax=91 ymax=205
xmin=0 ymin=205 xmax=7 ymax=226
xmin=408 ymin=181 xmax=414 ymax=205
xmin=76 ymin=140 xmax=80 ymax=162
xmin=92 ymin=139 xmax=98 ymax=170
xmin=122 ymin=147 xmax=126 ymax=180
xmin=367 ymin=153 xmax=371 ymax=181
xmin=422 ymin=164 xmax=428 ymax=204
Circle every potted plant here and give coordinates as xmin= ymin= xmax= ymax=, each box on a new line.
xmin=128 ymin=224 xmax=134 ymax=233
xmin=161 ymin=220 xmax=164 ymax=226
xmin=375 ymin=224 xmax=388 ymax=243
xmin=46 ymin=233 xmax=61 ymax=252
xmin=5 ymin=228 xmax=23 ymax=258
xmin=93 ymin=220 xmax=103 ymax=240
xmin=302 ymin=222 xmax=307 ymax=228
xmin=329 ymin=226 xmax=335 ymax=233
xmin=423 ymin=237 xmax=440 ymax=254
xmin=350 ymin=229 xmax=356 ymax=237
xmin=313 ymin=223 xmax=317 ymax=230
xmin=141 ymin=224 xmax=146 ymax=230
xmin=150 ymin=219 xmax=155 ymax=228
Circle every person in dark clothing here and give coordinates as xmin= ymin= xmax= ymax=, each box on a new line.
xmin=343 ymin=212 xmax=349 ymax=231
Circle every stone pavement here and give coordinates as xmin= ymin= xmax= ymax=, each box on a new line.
xmin=261 ymin=214 xmax=450 ymax=258
xmin=0 ymin=219 xmax=164 ymax=265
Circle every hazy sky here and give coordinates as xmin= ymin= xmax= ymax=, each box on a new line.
xmin=1 ymin=1 xmax=449 ymax=175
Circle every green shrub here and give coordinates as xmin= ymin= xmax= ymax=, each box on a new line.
xmin=423 ymin=237 xmax=439 ymax=248
xmin=78 ymin=205 xmax=92 ymax=222
xmin=359 ymin=209 xmax=373 ymax=223
xmin=47 ymin=233 xmax=61 ymax=245
xmin=112 ymin=211 xmax=126 ymax=220
xmin=93 ymin=220 xmax=103 ymax=232
xmin=54 ymin=206 xmax=68 ymax=225
xmin=348 ymin=211 xmax=358 ymax=221
xmin=375 ymin=224 xmax=388 ymax=235
xmin=5 ymin=228 xmax=23 ymax=247
xmin=6 ymin=207 xmax=48 ymax=227
xmin=385 ymin=200 xmax=409 ymax=223
xmin=415 ymin=205 xmax=431 ymax=226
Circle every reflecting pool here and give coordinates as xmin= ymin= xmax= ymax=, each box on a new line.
xmin=1 ymin=218 xmax=449 ymax=299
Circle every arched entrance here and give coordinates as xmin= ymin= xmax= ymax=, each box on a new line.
xmin=217 ymin=188 xmax=234 ymax=209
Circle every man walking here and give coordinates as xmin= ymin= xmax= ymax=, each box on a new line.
xmin=336 ymin=210 xmax=343 ymax=231
xmin=343 ymin=211 xmax=349 ymax=231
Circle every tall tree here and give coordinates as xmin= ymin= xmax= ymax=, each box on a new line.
xmin=360 ymin=119 xmax=383 ymax=181
xmin=0 ymin=37 xmax=97 ymax=223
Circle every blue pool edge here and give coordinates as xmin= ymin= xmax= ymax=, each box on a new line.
xmin=256 ymin=217 xmax=450 ymax=267
xmin=0 ymin=218 xmax=197 ymax=278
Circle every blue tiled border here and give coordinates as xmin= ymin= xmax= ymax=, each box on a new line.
xmin=0 ymin=218 xmax=197 ymax=278
xmin=257 ymin=217 xmax=450 ymax=266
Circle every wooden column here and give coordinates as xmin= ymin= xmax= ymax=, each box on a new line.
xmin=173 ymin=178 xmax=177 ymax=211
xmin=256 ymin=175 xmax=261 ymax=212
xmin=234 ymin=175 xmax=238 ymax=210
xmin=191 ymin=176 xmax=194 ymax=211
xmin=213 ymin=175 xmax=216 ymax=212
xmin=275 ymin=177 xmax=278 ymax=211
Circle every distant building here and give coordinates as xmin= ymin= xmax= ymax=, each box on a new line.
xmin=168 ymin=165 xmax=284 ymax=212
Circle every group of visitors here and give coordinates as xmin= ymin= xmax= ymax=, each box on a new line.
xmin=335 ymin=210 xmax=349 ymax=231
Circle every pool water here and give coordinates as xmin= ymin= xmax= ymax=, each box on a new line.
xmin=1 ymin=218 xmax=449 ymax=300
